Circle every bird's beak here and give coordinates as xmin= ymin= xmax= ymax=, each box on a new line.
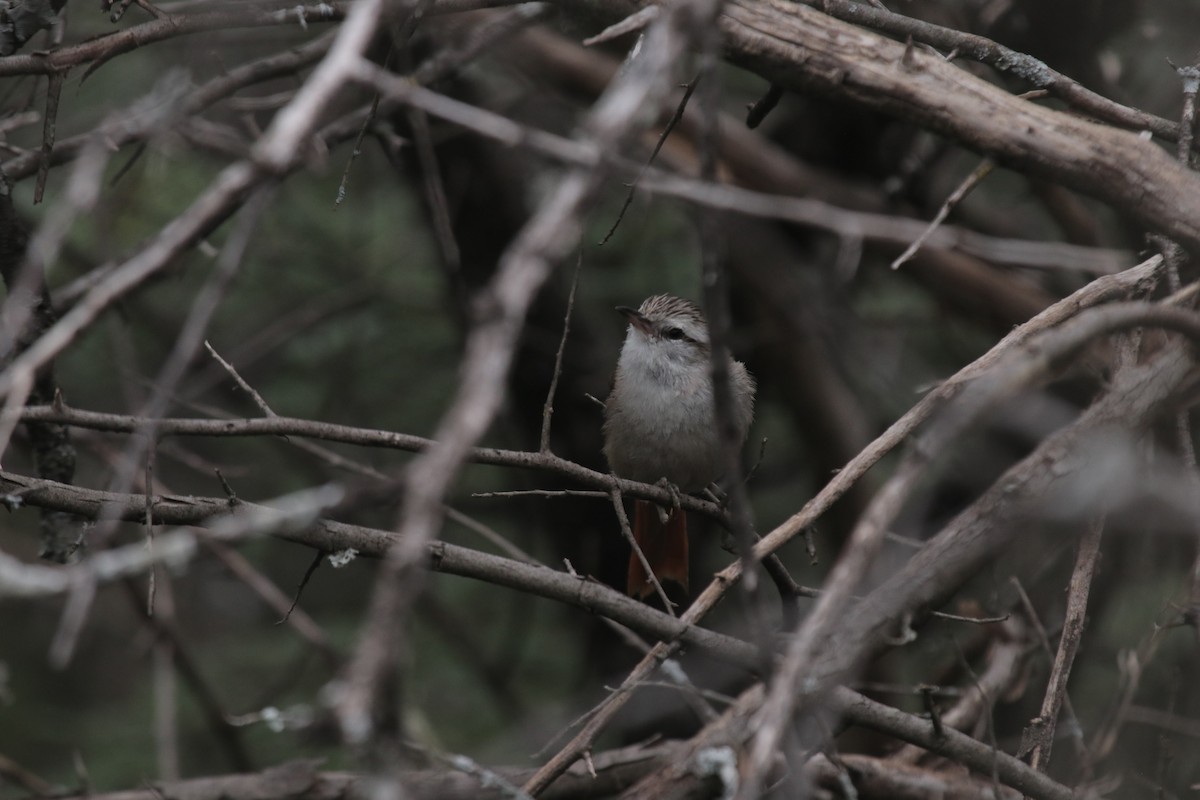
xmin=616 ymin=306 xmax=653 ymax=336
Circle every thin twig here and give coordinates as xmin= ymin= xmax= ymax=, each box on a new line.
xmin=539 ymin=251 xmax=582 ymax=453
xmin=335 ymin=81 xmax=384 ymax=208
xmin=280 ymin=550 xmax=325 ymax=625
xmin=692 ymin=16 xmax=769 ymax=651
xmin=581 ymin=5 xmax=659 ymax=46
xmin=920 ymin=684 xmax=945 ymax=740
xmin=745 ymin=83 xmax=783 ymax=129
xmin=151 ymin=570 xmax=180 ymax=781
xmin=34 ymin=73 xmax=63 ymax=205
xmin=204 ymin=341 xmax=277 ymax=416
xmin=473 ymin=488 xmax=608 ymax=499
xmin=610 ymin=488 xmax=676 ymax=615
xmin=891 ymin=158 xmax=994 ymax=270
xmin=1011 ymin=577 xmax=1093 ymax=777
xmin=205 ymin=540 xmax=340 ymax=666
xmin=16 ymin=403 xmax=727 ymax=518
xmin=598 ymin=74 xmax=698 ymax=246
xmin=406 ymin=105 xmax=463 ymax=270
xmin=145 ymin=456 xmax=156 ymax=616
xmin=954 ymin=637 xmax=1003 ymax=799
xmin=1028 ymin=514 xmax=1104 ymax=771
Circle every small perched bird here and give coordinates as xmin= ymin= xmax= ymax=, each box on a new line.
xmin=603 ymin=294 xmax=756 ymax=599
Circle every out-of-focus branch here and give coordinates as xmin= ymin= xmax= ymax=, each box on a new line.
xmin=0 ymin=0 xmax=521 ymax=78
xmin=0 ymin=0 xmax=388 ymax=404
xmin=894 ymin=618 xmax=1032 ymax=763
xmin=301 ymin=54 xmax=1136 ymax=277
xmin=622 ymin=680 xmax=1074 ymax=800
xmin=566 ymin=0 xmax=1200 ymax=251
xmin=0 ymin=178 xmax=77 ymax=560
xmin=806 ymin=753 xmax=1024 ymax=800
xmin=1 ymin=30 xmax=337 ymax=183
xmin=0 ymin=3 xmax=349 ymax=77
xmin=0 ymin=477 xmax=346 ymax=598
xmin=45 ymin=743 xmax=687 ymax=800
xmin=738 ymin=302 xmax=1200 ymax=796
xmin=638 ymin=173 xmax=1130 ymax=274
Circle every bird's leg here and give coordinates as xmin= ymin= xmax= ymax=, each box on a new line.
xmin=654 ymin=477 xmax=683 ymax=524
xmin=702 ymin=483 xmax=727 ymax=507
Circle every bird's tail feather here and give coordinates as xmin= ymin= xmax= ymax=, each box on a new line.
xmin=627 ymin=499 xmax=688 ymax=599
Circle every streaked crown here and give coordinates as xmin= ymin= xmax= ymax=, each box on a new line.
xmin=638 ymin=294 xmax=705 ymax=323
xmin=637 ymin=294 xmax=709 ymax=346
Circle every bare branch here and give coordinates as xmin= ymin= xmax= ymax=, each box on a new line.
xmin=798 ymin=0 xmax=1189 ymax=148
xmin=619 ymin=0 xmax=1200 ymax=250
xmin=891 ymin=158 xmax=994 ymax=270
xmin=538 ymin=252 xmax=581 ymax=453
xmin=15 ymin=403 xmax=726 ymax=516
xmin=1027 ymin=515 xmax=1105 ymax=771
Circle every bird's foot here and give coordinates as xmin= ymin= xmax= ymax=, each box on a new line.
xmin=654 ymin=478 xmax=683 ymax=524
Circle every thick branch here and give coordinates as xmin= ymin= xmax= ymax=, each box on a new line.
xmin=568 ymin=0 xmax=1200 ymax=252
xmin=722 ymin=0 xmax=1200 ymax=250
xmin=801 ymin=0 xmax=1185 ymax=146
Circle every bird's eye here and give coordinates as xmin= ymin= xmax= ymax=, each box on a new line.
xmin=664 ymin=327 xmax=686 ymax=341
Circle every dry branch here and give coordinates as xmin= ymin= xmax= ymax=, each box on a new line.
xmin=43 ymin=744 xmax=684 ymax=800
xmin=1027 ymin=514 xmax=1105 ymax=771
xmin=0 ymin=3 xmax=347 ymax=77
xmin=624 ymin=318 xmax=1200 ymax=795
xmin=0 ymin=472 xmax=1078 ymax=800
xmin=0 ymin=0 xmax=520 ymax=78
xmin=799 ymin=0 xmax=1187 ymax=146
xmin=15 ymin=404 xmax=724 ymax=516
xmin=566 ymin=0 xmax=1200 ymax=252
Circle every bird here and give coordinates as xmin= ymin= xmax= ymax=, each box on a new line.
xmin=602 ymin=294 xmax=756 ymax=599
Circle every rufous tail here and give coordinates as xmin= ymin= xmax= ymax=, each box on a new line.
xmin=627 ymin=499 xmax=689 ymax=599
